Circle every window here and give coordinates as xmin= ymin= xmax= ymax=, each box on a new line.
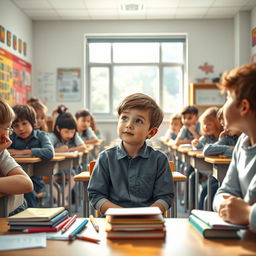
xmin=86 ymin=37 xmax=186 ymax=118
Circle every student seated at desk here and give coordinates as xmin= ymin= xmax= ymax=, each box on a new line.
xmin=174 ymin=105 xmax=200 ymax=146
xmin=8 ymin=104 xmax=54 ymax=207
xmin=203 ymin=107 xmax=241 ymax=158
xmin=90 ymin=114 xmax=104 ymax=140
xmin=0 ymin=100 xmax=33 ymax=215
xmin=27 ymin=97 xmax=48 ymax=132
xmin=161 ymin=113 xmax=182 ymax=144
xmin=88 ymin=93 xmax=174 ymax=214
xmin=191 ymin=107 xmax=223 ymax=209
xmin=213 ymin=63 xmax=256 ymax=232
xmin=49 ymin=105 xmax=87 ymax=207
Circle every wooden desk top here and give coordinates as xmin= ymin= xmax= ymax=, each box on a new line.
xmin=188 ymin=150 xmax=202 ymax=156
xmin=0 ymin=218 xmax=255 ymax=256
xmin=54 ymin=152 xmax=79 ymax=158
xmin=74 ymin=171 xmax=90 ymax=182
xmin=177 ymin=147 xmax=191 ymax=153
xmin=50 ymin=156 xmax=66 ymax=162
xmin=13 ymin=157 xmax=42 ymax=164
xmin=204 ymin=156 xmax=231 ymax=164
xmin=172 ymin=172 xmax=187 ymax=182
xmin=196 ymin=153 xmax=205 ymax=158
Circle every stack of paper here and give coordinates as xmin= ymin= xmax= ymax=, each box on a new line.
xmin=8 ymin=207 xmax=69 ymax=231
xmin=189 ymin=209 xmax=248 ymax=239
xmin=105 ymin=207 xmax=166 ymax=239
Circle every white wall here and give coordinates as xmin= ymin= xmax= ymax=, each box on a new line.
xmin=0 ymin=0 xmax=32 ymax=63
xmin=32 ymin=19 xmax=234 ymax=143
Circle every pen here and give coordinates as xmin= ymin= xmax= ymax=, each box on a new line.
xmin=68 ymin=219 xmax=88 ymax=240
xmin=89 ymin=215 xmax=99 ymax=232
xmin=61 ymin=214 xmax=77 ymax=234
xmin=76 ymin=234 xmax=100 ymax=243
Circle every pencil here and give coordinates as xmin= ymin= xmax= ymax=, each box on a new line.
xmin=89 ymin=215 xmax=99 ymax=232
xmin=76 ymin=234 xmax=100 ymax=243
xmin=61 ymin=214 xmax=77 ymax=234
xmin=68 ymin=219 xmax=88 ymax=240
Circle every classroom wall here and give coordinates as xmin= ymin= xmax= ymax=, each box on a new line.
xmin=32 ymin=19 xmax=234 ymax=143
xmin=0 ymin=0 xmax=32 ymax=63
xmin=251 ymin=7 xmax=256 ymax=60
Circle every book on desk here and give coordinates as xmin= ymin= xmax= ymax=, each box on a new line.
xmin=189 ymin=209 xmax=248 ymax=239
xmin=105 ymin=207 xmax=166 ymax=239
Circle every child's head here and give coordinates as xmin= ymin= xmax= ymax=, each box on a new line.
xmin=199 ymin=107 xmax=222 ymax=137
xmin=27 ymin=97 xmax=48 ymax=131
xmin=169 ymin=113 xmax=182 ymax=135
xmin=0 ymin=100 xmax=15 ymax=137
xmin=12 ymin=104 xmax=36 ymax=140
xmin=53 ymin=105 xmax=77 ymax=143
xmin=181 ymin=105 xmax=199 ymax=127
xmin=75 ymin=110 xmax=91 ymax=132
xmin=218 ymin=63 xmax=256 ymax=132
xmin=117 ymin=93 xmax=163 ymax=145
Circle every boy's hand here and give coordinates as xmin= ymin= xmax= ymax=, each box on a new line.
xmin=0 ymin=135 xmax=12 ymax=152
xmin=191 ymin=139 xmax=199 ymax=147
xmin=57 ymin=145 xmax=69 ymax=152
xmin=218 ymin=195 xmax=251 ymax=225
xmin=219 ymin=129 xmax=229 ymax=139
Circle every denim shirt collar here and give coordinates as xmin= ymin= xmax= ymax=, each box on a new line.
xmin=116 ymin=141 xmax=150 ymax=160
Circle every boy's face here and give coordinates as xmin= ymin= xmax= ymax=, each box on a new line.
xmin=76 ymin=116 xmax=91 ymax=131
xmin=181 ymin=113 xmax=198 ymax=128
xmin=170 ymin=119 xmax=182 ymax=135
xmin=223 ymin=90 xmax=241 ymax=131
xmin=12 ymin=119 xmax=33 ymax=140
xmin=117 ymin=108 xmax=156 ymax=147
xmin=0 ymin=121 xmax=12 ymax=143
xmin=202 ymin=118 xmax=219 ymax=136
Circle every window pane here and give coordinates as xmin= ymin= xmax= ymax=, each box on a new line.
xmin=113 ymin=66 xmax=159 ymax=111
xmin=113 ymin=43 xmax=159 ymax=63
xmin=163 ymin=66 xmax=183 ymax=113
xmin=161 ymin=42 xmax=184 ymax=63
xmin=90 ymin=67 xmax=109 ymax=113
xmin=89 ymin=43 xmax=111 ymax=63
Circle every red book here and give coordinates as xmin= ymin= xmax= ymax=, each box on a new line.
xmin=23 ymin=217 xmax=71 ymax=233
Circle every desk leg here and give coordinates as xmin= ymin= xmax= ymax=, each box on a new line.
xmin=83 ymin=181 xmax=89 ymax=217
xmin=171 ymin=182 xmax=178 ymax=218
xmin=68 ymin=169 xmax=71 ymax=212
xmin=62 ymin=172 xmax=65 ymax=207
xmin=49 ymin=175 xmax=53 ymax=207
xmin=207 ymin=174 xmax=212 ymax=211
xmin=194 ymin=168 xmax=199 ymax=209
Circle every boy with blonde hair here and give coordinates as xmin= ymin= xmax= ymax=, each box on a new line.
xmin=88 ymin=93 xmax=174 ymax=214
xmin=213 ymin=63 xmax=256 ymax=232
xmin=0 ymin=100 xmax=33 ymax=215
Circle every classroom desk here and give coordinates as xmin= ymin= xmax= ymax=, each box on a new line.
xmin=74 ymin=171 xmax=187 ymax=218
xmin=55 ymin=152 xmax=80 ymax=209
xmin=188 ymin=151 xmax=213 ymax=210
xmin=204 ymin=156 xmax=231 ymax=183
xmin=14 ymin=156 xmax=66 ymax=207
xmin=0 ymin=218 xmax=256 ymax=256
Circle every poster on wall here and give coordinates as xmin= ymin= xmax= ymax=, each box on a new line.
xmin=0 ymin=47 xmax=32 ymax=105
xmin=57 ymin=68 xmax=81 ymax=101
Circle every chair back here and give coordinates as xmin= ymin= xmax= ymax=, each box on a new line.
xmin=169 ymin=161 xmax=175 ymax=172
xmin=88 ymin=161 xmax=96 ymax=175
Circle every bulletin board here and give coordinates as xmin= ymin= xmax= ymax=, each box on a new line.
xmin=0 ymin=47 xmax=32 ymax=105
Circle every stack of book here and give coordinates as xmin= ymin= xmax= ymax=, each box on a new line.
xmin=105 ymin=207 xmax=166 ymax=239
xmin=8 ymin=207 xmax=69 ymax=232
xmin=189 ymin=209 xmax=248 ymax=239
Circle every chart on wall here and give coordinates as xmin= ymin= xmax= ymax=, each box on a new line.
xmin=0 ymin=47 xmax=32 ymax=105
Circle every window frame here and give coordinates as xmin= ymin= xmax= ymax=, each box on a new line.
xmin=85 ymin=34 xmax=187 ymax=120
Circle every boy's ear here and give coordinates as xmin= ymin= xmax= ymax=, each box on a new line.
xmin=147 ymin=127 xmax=158 ymax=139
xmin=240 ymin=99 xmax=250 ymax=116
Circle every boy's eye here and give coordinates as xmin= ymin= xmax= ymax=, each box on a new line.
xmin=135 ymin=119 xmax=143 ymax=124
xmin=121 ymin=116 xmax=128 ymax=121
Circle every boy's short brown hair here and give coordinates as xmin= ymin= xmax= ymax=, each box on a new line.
xmin=218 ymin=63 xmax=256 ymax=111
xmin=0 ymin=100 xmax=15 ymax=124
xmin=181 ymin=105 xmax=199 ymax=116
xmin=117 ymin=93 xmax=163 ymax=129
xmin=12 ymin=104 xmax=36 ymax=128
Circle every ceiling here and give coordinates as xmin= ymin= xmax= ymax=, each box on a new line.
xmin=11 ymin=0 xmax=256 ymax=20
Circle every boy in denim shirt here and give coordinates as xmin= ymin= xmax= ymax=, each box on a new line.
xmin=88 ymin=93 xmax=174 ymax=214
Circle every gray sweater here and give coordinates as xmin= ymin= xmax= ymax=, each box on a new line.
xmin=213 ymin=133 xmax=256 ymax=232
